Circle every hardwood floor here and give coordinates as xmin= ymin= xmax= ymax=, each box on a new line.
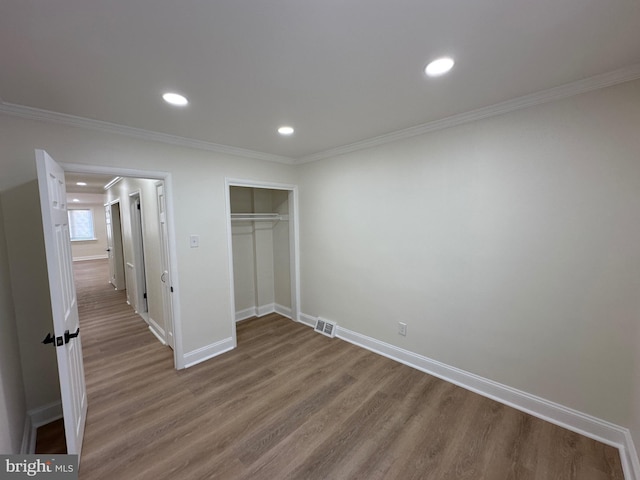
xmin=40 ymin=259 xmax=624 ymax=479
xmin=35 ymin=418 xmax=66 ymax=454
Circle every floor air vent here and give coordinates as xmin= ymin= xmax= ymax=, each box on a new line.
xmin=314 ymin=317 xmax=337 ymax=338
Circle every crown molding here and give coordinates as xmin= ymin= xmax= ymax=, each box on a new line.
xmin=2 ymin=64 xmax=639 ymax=166
xmin=0 ymin=102 xmax=296 ymax=165
xmin=297 ymin=63 xmax=640 ymax=164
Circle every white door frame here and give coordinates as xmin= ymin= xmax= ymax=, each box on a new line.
xmin=62 ymin=162 xmax=184 ymax=369
xmin=128 ymin=191 xmax=149 ymax=318
xmin=105 ymin=199 xmax=126 ymax=291
xmin=225 ymin=178 xmax=301 ymax=348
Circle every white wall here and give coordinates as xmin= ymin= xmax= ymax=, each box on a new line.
xmin=297 ymin=79 xmax=640 ymax=428
xmin=1 ymin=181 xmax=61 ymax=411
xmin=0 ymin=113 xmax=296 ymax=382
xmin=105 ymin=178 xmax=165 ymax=336
xmin=0 ymin=195 xmax=27 ymax=453
xmin=232 ymin=221 xmax=258 ymax=313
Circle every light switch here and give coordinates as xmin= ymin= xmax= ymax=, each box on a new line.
xmin=190 ymin=235 xmax=199 ymax=248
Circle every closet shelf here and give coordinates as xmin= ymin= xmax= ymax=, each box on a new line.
xmin=231 ymin=213 xmax=289 ymax=221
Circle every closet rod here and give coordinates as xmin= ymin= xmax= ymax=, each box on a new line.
xmin=230 ymin=213 xmax=287 ymax=221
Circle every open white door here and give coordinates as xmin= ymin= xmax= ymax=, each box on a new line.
xmin=156 ymin=182 xmax=175 ymax=349
xmin=36 ymin=149 xmax=88 ymax=456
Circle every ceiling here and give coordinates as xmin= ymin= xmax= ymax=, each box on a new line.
xmin=1 ymin=0 xmax=640 ymax=162
xmin=65 ymin=172 xmax=115 ymax=195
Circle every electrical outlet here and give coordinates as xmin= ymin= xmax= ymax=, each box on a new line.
xmin=398 ymin=322 xmax=407 ymax=336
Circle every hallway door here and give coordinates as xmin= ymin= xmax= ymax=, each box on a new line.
xmin=156 ymin=182 xmax=174 ymax=348
xmin=35 ymin=149 xmax=88 ymax=456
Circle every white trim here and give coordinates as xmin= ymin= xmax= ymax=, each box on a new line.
xmin=257 ymin=303 xmax=275 ymax=317
xmin=72 ymin=254 xmax=108 ymax=261
xmin=622 ymin=431 xmax=640 ymax=480
xmin=288 ymin=187 xmax=302 ymax=323
xmin=225 ymin=178 xmax=302 ymax=355
xmin=21 ymin=401 xmax=63 ymax=453
xmin=298 ymin=312 xmax=317 ymax=328
xmin=274 ymin=304 xmax=292 ymax=319
xmin=28 ymin=401 xmax=64 ymax=428
xmin=60 ymin=163 xmax=185 ymax=370
xmin=335 ymin=326 xmax=627 ymax=446
xmin=297 ymin=63 xmax=640 ymax=164
xmin=21 ymin=415 xmax=32 ymax=454
xmin=235 ymin=307 xmax=257 ymax=322
xmin=138 ymin=311 xmax=150 ymax=325
xmin=2 ymin=66 xmax=639 ymax=166
xmin=148 ymin=324 xmax=167 ymax=346
xmin=225 ymin=178 xmax=301 ymax=192
xmin=235 ymin=303 xmax=293 ymax=322
xmin=127 ymin=190 xmax=148 ymax=319
xmin=0 ymin=102 xmax=295 ymax=165
xmin=298 ymin=313 xmax=638 ymax=479
xmin=183 ymin=338 xmax=234 ymax=369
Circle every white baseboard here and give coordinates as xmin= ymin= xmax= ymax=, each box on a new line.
xmin=274 ymin=304 xmax=292 ymax=319
xmin=149 ymin=325 xmax=167 ymax=346
xmin=183 ymin=337 xmax=234 ymax=369
xmin=298 ymin=312 xmax=316 ymax=328
xmin=22 ymin=401 xmax=63 ymax=453
xmin=299 ymin=312 xmax=638 ymax=480
xmin=21 ymin=415 xmax=32 ymax=454
xmin=257 ymin=303 xmax=275 ymax=317
xmin=138 ymin=311 xmax=150 ymax=325
xmin=148 ymin=317 xmax=166 ymax=345
xmin=72 ymin=254 xmax=108 ymax=262
xmin=236 ymin=304 xmax=292 ymax=322
xmin=235 ymin=307 xmax=257 ymax=322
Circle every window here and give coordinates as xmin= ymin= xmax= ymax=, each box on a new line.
xmin=68 ymin=209 xmax=96 ymax=241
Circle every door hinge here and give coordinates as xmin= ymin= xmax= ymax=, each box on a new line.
xmin=143 ymin=292 xmax=147 ymax=299
xmin=170 ymin=286 xmax=174 ymax=293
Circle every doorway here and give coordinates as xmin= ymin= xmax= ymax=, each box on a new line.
xmin=225 ymin=178 xmax=300 ymax=347
xmin=129 ymin=192 xmax=149 ymax=320
xmin=105 ymin=201 xmax=126 ymax=290
xmin=63 ymin=163 xmax=183 ymax=368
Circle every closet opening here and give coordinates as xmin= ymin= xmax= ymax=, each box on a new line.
xmin=226 ymin=179 xmax=300 ymax=346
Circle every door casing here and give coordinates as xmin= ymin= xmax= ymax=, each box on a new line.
xmin=61 ymin=162 xmax=184 ymax=369
xmin=225 ymin=178 xmax=301 ymax=348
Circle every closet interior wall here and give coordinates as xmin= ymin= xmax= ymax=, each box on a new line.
xmin=230 ymin=187 xmax=291 ymax=321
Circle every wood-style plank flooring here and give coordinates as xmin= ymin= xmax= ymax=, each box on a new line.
xmin=40 ymin=259 xmax=624 ymax=479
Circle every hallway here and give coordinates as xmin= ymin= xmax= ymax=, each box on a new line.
xmin=74 ymin=259 xmax=175 ymax=477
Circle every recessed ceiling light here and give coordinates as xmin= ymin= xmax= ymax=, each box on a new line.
xmin=76 ymin=182 xmax=87 ymax=186
xmin=72 ymin=199 xmax=80 ymax=202
xmin=425 ymin=57 xmax=455 ymax=77
xmin=162 ymin=92 xmax=189 ymax=106
xmin=278 ymin=126 xmax=294 ymax=136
